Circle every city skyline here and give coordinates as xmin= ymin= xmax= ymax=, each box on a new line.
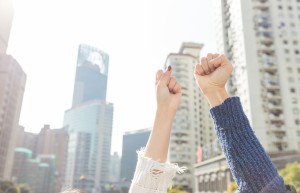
xmin=7 ymin=0 xmax=217 ymax=154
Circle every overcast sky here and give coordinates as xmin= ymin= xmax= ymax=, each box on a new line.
xmin=8 ymin=0 xmax=217 ymax=154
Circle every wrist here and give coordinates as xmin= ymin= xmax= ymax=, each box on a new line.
xmin=204 ymin=88 xmax=229 ymax=107
xmin=156 ymin=107 xmax=176 ymax=120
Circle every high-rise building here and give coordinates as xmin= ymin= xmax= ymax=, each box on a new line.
xmin=72 ymin=44 xmax=109 ymax=107
xmin=120 ymin=128 xmax=150 ymax=182
xmin=0 ymin=0 xmax=14 ymax=54
xmin=12 ymin=148 xmax=56 ymax=193
xmin=214 ymin=0 xmax=300 ymax=153
xmin=0 ymin=0 xmax=26 ymax=181
xmin=63 ymin=44 xmax=114 ymax=193
xmin=194 ymin=1 xmax=300 ymax=192
xmin=165 ymin=42 xmax=215 ymax=191
xmin=15 ymin=125 xmax=69 ymax=192
xmin=0 ymin=55 xmax=26 ymax=180
xmin=109 ymin=152 xmax=121 ymax=183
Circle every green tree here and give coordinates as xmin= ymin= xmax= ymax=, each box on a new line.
xmin=0 ymin=181 xmax=18 ymax=193
xmin=279 ymin=162 xmax=300 ymax=193
xmin=167 ymin=185 xmax=188 ymax=193
xmin=223 ymin=182 xmax=238 ymax=193
xmin=16 ymin=184 xmax=33 ymax=193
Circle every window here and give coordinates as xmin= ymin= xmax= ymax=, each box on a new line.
xmin=293 ymin=108 xmax=299 ymax=114
xmin=290 ymin=88 xmax=296 ymax=93
xmin=286 ymin=58 xmax=291 ymax=62
xmin=287 ymin=67 xmax=293 ymax=73
xmin=278 ymin=5 xmax=283 ymax=9
xmin=283 ymin=40 xmax=288 ymax=44
xmin=294 ymin=40 xmax=298 ymax=45
xmin=288 ymin=6 xmax=293 ymax=10
xmin=295 ymin=119 xmax=300 ymax=125
xmin=285 ymin=49 xmax=290 ymax=54
xmin=290 ymin=23 xmax=295 ymax=27
xmin=292 ymin=97 xmax=298 ymax=104
xmin=295 ymin=50 xmax=299 ymax=55
xmin=289 ymin=77 xmax=294 ymax=82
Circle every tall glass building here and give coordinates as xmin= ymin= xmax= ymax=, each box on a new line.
xmin=72 ymin=44 xmax=109 ymax=107
xmin=63 ymin=44 xmax=114 ymax=193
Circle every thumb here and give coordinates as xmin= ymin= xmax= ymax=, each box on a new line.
xmin=156 ymin=69 xmax=163 ymax=84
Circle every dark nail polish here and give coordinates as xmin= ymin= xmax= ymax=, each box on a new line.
xmin=167 ymin=66 xmax=172 ymax=71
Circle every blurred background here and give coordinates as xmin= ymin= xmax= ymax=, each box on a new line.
xmin=0 ymin=0 xmax=299 ymax=193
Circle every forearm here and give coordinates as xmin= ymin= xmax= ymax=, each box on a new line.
xmin=129 ymin=110 xmax=182 ymax=193
xmin=144 ymin=109 xmax=174 ymax=162
xmin=209 ymin=97 xmax=286 ymax=193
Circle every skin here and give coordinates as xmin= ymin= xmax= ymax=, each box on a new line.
xmin=194 ymin=53 xmax=233 ymax=107
xmin=144 ymin=66 xmax=182 ymax=162
xmin=144 ymin=53 xmax=233 ymax=163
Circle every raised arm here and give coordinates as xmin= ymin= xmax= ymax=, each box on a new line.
xmin=194 ymin=54 xmax=287 ymax=193
xmin=129 ymin=66 xmax=184 ymax=193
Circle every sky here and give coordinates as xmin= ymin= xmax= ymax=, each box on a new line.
xmin=8 ymin=0 xmax=217 ymax=154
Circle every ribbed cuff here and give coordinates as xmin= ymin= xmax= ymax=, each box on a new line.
xmin=129 ymin=149 xmax=185 ymax=193
xmin=210 ymin=96 xmax=250 ymax=130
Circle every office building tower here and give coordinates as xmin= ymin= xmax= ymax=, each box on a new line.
xmin=109 ymin=152 xmax=121 ymax=183
xmin=0 ymin=0 xmax=14 ymax=54
xmin=165 ymin=42 xmax=215 ymax=191
xmin=12 ymin=148 xmax=56 ymax=193
xmin=72 ymin=44 xmax=109 ymax=107
xmin=0 ymin=56 xmax=26 ymax=180
xmin=195 ymin=1 xmax=300 ymax=192
xmin=0 ymin=0 xmax=26 ymax=181
xmin=120 ymin=128 xmax=151 ymax=182
xmin=214 ymin=0 xmax=300 ymax=153
xmin=63 ymin=44 xmax=114 ymax=193
xmin=15 ymin=125 xmax=68 ymax=192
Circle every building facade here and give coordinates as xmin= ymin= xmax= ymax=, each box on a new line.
xmin=15 ymin=125 xmax=69 ymax=192
xmin=165 ymin=42 xmax=216 ymax=191
xmin=109 ymin=152 xmax=121 ymax=183
xmin=120 ymin=128 xmax=151 ymax=182
xmin=12 ymin=148 xmax=56 ymax=193
xmin=214 ymin=0 xmax=300 ymax=153
xmin=0 ymin=55 xmax=26 ymax=180
xmin=63 ymin=44 xmax=114 ymax=193
xmin=195 ymin=0 xmax=300 ymax=192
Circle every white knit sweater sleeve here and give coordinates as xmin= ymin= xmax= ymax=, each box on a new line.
xmin=129 ymin=149 xmax=185 ymax=193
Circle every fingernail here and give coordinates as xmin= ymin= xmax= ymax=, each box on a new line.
xmin=167 ymin=66 xmax=172 ymax=71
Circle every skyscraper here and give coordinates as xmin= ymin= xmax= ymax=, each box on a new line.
xmin=72 ymin=44 xmax=109 ymax=107
xmin=165 ymin=42 xmax=216 ymax=191
xmin=120 ymin=128 xmax=151 ymax=182
xmin=63 ymin=44 xmax=114 ymax=193
xmin=0 ymin=0 xmax=26 ymax=181
xmin=109 ymin=152 xmax=121 ymax=183
xmin=214 ymin=0 xmax=300 ymax=154
xmin=0 ymin=56 xmax=26 ymax=180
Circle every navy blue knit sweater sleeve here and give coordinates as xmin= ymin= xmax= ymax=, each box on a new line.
xmin=210 ymin=97 xmax=286 ymax=193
